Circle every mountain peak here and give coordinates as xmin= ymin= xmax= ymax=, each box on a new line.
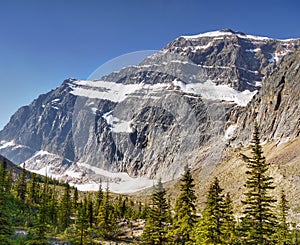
xmin=180 ymin=29 xmax=274 ymax=41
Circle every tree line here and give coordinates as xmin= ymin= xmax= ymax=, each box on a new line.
xmin=0 ymin=124 xmax=299 ymax=244
xmin=141 ymin=124 xmax=299 ymax=244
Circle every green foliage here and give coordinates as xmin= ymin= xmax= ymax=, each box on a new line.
xmin=16 ymin=164 xmax=27 ymax=204
xmin=276 ymin=190 xmax=291 ymax=244
xmin=141 ymin=179 xmax=169 ymax=244
xmin=0 ymin=160 xmax=14 ymax=241
xmin=194 ymin=179 xmax=236 ymax=244
xmin=240 ymin=123 xmax=277 ymax=244
xmin=222 ymin=193 xmax=236 ymax=244
xmin=171 ymin=166 xmax=197 ymax=244
xmin=195 ymin=178 xmax=224 ymax=244
xmin=58 ymin=183 xmax=72 ymax=231
xmin=96 ymin=184 xmax=120 ymax=240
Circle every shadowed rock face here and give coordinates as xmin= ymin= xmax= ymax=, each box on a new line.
xmin=0 ymin=29 xmax=299 ymax=186
xmin=230 ymin=50 xmax=300 ymax=147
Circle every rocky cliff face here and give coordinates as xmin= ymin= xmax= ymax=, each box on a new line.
xmin=0 ymin=29 xmax=299 ymax=192
xmin=229 ymin=50 xmax=300 ymax=147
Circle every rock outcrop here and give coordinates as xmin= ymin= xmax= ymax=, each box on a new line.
xmin=0 ymin=29 xmax=299 ymax=191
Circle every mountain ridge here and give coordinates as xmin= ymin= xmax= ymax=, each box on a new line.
xmin=0 ymin=29 xmax=299 ymax=192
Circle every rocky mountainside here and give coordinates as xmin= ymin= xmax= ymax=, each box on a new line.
xmin=229 ymin=50 xmax=300 ymax=146
xmin=0 ymin=29 xmax=299 ymax=192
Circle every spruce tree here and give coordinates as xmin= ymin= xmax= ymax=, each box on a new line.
xmin=96 ymin=183 xmax=119 ymax=239
xmin=141 ymin=179 xmax=169 ymax=244
xmin=222 ymin=193 xmax=236 ymax=244
xmin=172 ymin=166 xmax=197 ymax=244
xmin=59 ymin=183 xmax=72 ymax=231
xmin=27 ymin=173 xmax=38 ymax=206
xmin=27 ymin=177 xmax=49 ymax=244
xmin=95 ymin=181 xmax=103 ymax=213
xmin=195 ymin=177 xmax=226 ymax=244
xmin=0 ymin=160 xmax=14 ymax=242
xmin=16 ymin=163 xmax=27 ymax=204
xmin=87 ymin=194 xmax=94 ymax=229
xmin=276 ymin=190 xmax=290 ymax=244
xmin=241 ymin=123 xmax=277 ymax=244
xmin=73 ymin=187 xmax=79 ymax=211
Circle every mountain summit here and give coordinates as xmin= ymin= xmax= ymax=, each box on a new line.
xmin=0 ymin=30 xmax=299 ymax=192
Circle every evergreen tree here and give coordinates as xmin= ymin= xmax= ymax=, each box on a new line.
xmin=87 ymin=194 xmax=94 ymax=229
xmin=96 ymin=183 xmax=119 ymax=239
xmin=73 ymin=187 xmax=79 ymax=211
xmin=240 ymin=123 xmax=277 ymax=244
xmin=16 ymin=163 xmax=27 ymax=204
xmin=59 ymin=183 xmax=72 ymax=231
xmin=141 ymin=179 xmax=169 ymax=244
xmin=95 ymin=181 xmax=103 ymax=213
xmin=276 ymin=190 xmax=290 ymax=244
xmin=27 ymin=178 xmax=49 ymax=244
xmin=27 ymin=173 xmax=38 ymax=206
xmin=195 ymin=177 xmax=225 ymax=244
xmin=222 ymin=193 xmax=236 ymax=244
xmin=0 ymin=160 xmax=14 ymax=242
xmin=76 ymin=201 xmax=88 ymax=245
xmin=48 ymin=187 xmax=58 ymax=228
xmin=172 ymin=166 xmax=197 ymax=244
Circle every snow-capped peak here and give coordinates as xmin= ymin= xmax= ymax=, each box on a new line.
xmin=180 ymin=29 xmax=293 ymax=42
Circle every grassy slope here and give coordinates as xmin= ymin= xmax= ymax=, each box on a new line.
xmin=136 ymin=137 xmax=300 ymax=223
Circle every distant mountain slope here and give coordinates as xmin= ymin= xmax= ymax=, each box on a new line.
xmin=0 ymin=29 xmax=299 ymax=192
xmin=229 ymin=50 xmax=300 ymax=146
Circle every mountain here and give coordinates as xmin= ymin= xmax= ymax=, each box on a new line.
xmin=229 ymin=49 xmax=300 ymax=146
xmin=0 ymin=29 xmax=299 ymax=192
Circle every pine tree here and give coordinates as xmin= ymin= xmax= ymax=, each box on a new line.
xmin=95 ymin=181 xmax=103 ymax=213
xmin=195 ymin=177 xmax=226 ymax=244
xmin=73 ymin=187 xmax=79 ymax=211
xmin=0 ymin=160 xmax=14 ymax=242
xmin=172 ymin=166 xmax=197 ymax=244
xmin=96 ymin=183 xmax=119 ymax=239
xmin=49 ymin=187 xmax=58 ymax=228
xmin=240 ymin=123 xmax=277 ymax=244
xmin=27 ymin=173 xmax=38 ymax=206
xmin=222 ymin=193 xmax=236 ymax=244
xmin=59 ymin=183 xmax=72 ymax=231
xmin=141 ymin=179 xmax=169 ymax=244
xmin=87 ymin=194 xmax=94 ymax=229
xmin=16 ymin=163 xmax=27 ymax=204
xmin=27 ymin=177 xmax=49 ymax=244
xmin=276 ymin=190 xmax=290 ymax=244
xmin=76 ymin=201 xmax=88 ymax=245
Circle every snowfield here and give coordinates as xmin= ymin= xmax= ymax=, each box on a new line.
xmin=69 ymin=79 xmax=257 ymax=107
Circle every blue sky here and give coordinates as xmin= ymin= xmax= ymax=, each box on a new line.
xmin=0 ymin=0 xmax=299 ymax=129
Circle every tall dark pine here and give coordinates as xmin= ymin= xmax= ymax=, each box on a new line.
xmin=222 ymin=193 xmax=236 ymax=244
xmin=141 ymin=179 xmax=169 ymax=244
xmin=172 ymin=166 xmax=197 ymax=244
xmin=241 ymin=123 xmax=277 ymax=244
xmin=0 ymin=160 xmax=14 ymax=242
xmin=16 ymin=163 xmax=27 ymax=204
xmin=96 ymin=183 xmax=119 ymax=239
xmin=277 ymin=190 xmax=290 ymax=244
xmin=95 ymin=181 xmax=103 ymax=214
xmin=196 ymin=177 xmax=224 ymax=244
xmin=59 ymin=183 xmax=72 ymax=231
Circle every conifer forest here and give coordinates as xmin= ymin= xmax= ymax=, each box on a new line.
xmin=0 ymin=125 xmax=299 ymax=244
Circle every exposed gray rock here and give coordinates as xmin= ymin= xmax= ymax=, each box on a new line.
xmin=229 ymin=50 xmax=300 ymax=146
xmin=0 ymin=29 xmax=299 ymax=189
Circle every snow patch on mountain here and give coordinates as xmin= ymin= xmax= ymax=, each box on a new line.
xmin=69 ymin=80 xmax=168 ymax=102
xmin=103 ymin=111 xmax=133 ymax=133
xmin=177 ymin=80 xmax=257 ymax=106
xmin=69 ymin=79 xmax=257 ymax=107
xmin=181 ymin=30 xmax=272 ymax=41
xmin=73 ymin=163 xmax=155 ymax=193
